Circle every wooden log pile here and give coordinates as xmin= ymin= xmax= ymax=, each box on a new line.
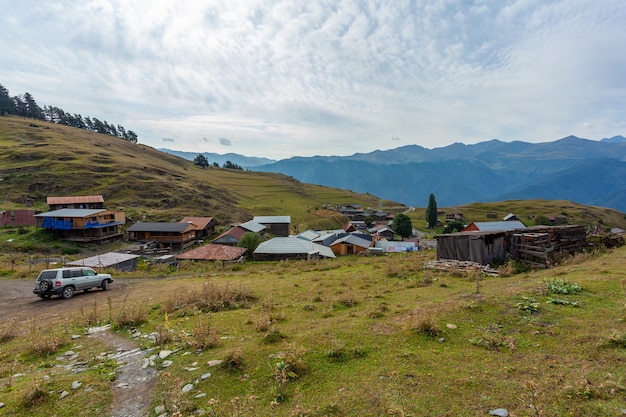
xmin=510 ymin=225 xmax=589 ymax=267
xmin=424 ymin=259 xmax=500 ymax=276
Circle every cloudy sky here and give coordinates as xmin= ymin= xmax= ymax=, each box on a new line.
xmin=1 ymin=1 xmax=624 ymax=160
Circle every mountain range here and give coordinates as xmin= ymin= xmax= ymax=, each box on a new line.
xmin=160 ymin=135 xmax=626 ymax=212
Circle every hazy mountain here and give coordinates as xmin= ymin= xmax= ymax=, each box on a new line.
xmin=252 ymin=136 xmax=626 ymax=212
xmin=159 ymin=148 xmax=275 ymax=168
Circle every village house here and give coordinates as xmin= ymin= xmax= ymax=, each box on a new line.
xmin=126 ymin=221 xmax=196 ymax=250
xmin=254 ymin=237 xmax=335 ymax=261
xmin=47 ymin=195 xmax=105 ymax=211
xmin=0 ymin=209 xmax=37 ymax=227
xmin=212 ymin=220 xmax=266 ymax=246
xmin=252 ymin=215 xmax=291 ymax=237
xmin=445 ymin=212 xmax=464 ymax=222
xmin=329 ymin=234 xmax=372 ymax=256
xmin=462 ymin=220 xmax=526 ymax=232
xmin=65 ymin=252 xmax=140 ymax=271
xmin=179 ymin=216 xmax=217 ymax=240
xmin=35 ymin=208 xmax=126 ymax=243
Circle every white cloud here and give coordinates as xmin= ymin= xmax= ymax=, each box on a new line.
xmin=0 ymin=0 xmax=624 ymax=159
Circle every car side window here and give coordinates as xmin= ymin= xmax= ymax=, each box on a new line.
xmin=71 ymin=270 xmax=82 ymax=278
xmin=63 ymin=270 xmax=70 ymax=278
xmin=83 ymin=269 xmax=96 ymax=276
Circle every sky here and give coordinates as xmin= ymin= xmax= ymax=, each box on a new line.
xmin=1 ymin=1 xmax=625 ymax=160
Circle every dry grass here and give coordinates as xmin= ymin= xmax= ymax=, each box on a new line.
xmin=161 ymin=280 xmax=256 ymax=314
xmin=5 ymin=248 xmax=626 ymax=416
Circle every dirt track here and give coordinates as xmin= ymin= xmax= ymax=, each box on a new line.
xmin=0 ymin=277 xmax=168 ymax=417
xmin=0 ymin=277 xmax=145 ymax=324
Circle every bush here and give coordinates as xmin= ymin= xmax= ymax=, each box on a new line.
xmin=544 ymin=278 xmax=582 ymax=295
xmin=515 ymin=297 xmax=540 ymax=315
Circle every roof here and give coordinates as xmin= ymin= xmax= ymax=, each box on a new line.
xmin=127 ymin=222 xmax=193 ymax=233
xmin=296 ymin=230 xmax=321 ymax=241
xmin=330 ymin=234 xmax=372 ymax=249
xmin=503 ymin=213 xmax=518 ymax=221
xmin=65 ymin=252 xmax=139 ymax=268
xmin=47 ymin=195 xmax=104 ymax=205
xmin=212 ymin=226 xmax=248 ymax=243
xmin=179 ymin=217 xmax=214 ymax=230
xmin=465 ymin=221 xmax=526 ymax=232
xmin=239 ymin=220 xmax=267 ymax=233
xmin=254 ymin=237 xmax=335 ymax=258
xmin=176 ymin=244 xmax=246 ymax=261
xmin=252 ymin=216 xmax=291 ymax=224
xmin=35 ymin=209 xmax=105 ymax=218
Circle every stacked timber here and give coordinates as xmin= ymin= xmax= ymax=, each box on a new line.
xmin=424 ymin=259 xmax=500 ymax=276
xmin=510 ymin=225 xmax=588 ymax=267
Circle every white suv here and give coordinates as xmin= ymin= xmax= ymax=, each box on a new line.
xmin=33 ymin=267 xmax=113 ymax=299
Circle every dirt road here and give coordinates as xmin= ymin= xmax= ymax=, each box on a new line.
xmin=0 ymin=277 xmax=147 ymax=324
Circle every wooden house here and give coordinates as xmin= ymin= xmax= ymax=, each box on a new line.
xmin=329 ymin=234 xmax=371 ymax=256
xmin=0 ymin=209 xmax=37 ymax=227
xmin=65 ymin=252 xmax=140 ymax=271
xmin=252 ymin=216 xmax=291 ymax=237
xmin=126 ymin=222 xmax=196 ymax=250
xmin=47 ymin=195 xmax=105 ymax=211
xmin=212 ymin=220 xmax=266 ymax=246
xmin=254 ymin=237 xmax=335 ymax=261
xmin=462 ymin=221 xmax=526 ymax=232
xmin=179 ymin=217 xmax=217 ymax=239
xmin=35 ymin=209 xmax=126 ymax=243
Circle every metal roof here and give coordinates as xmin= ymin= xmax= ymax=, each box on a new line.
xmin=176 ymin=244 xmax=246 ymax=261
xmin=65 ymin=252 xmax=139 ymax=268
xmin=296 ymin=230 xmax=321 ymax=241
xmin=35 ymin=209 xmax=105 ymax=218
xmin=239 ymin=220 xmax=267 ymax=233
xmin=466 ymin=221 xmax=526 ymax=232
xmin=179 ymin=217 xmax=214 ymax=230
xmin=127 ymin=222 xmax=192 ymax=233
xmin=252 ymin=215 xmax=291 ymax=224
xmin=47 ymin=195 xmax=104 ymax=205
xmin=254 ymin=237 xmax=335 ymax=258
xmin=330 ymin=234 xmax=372 ymax=249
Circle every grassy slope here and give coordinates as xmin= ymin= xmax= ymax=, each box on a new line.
xmin=407 ymin=199 xmax=626 ymax=232
xmin=0 ymin=116 xmax=403 ymax=230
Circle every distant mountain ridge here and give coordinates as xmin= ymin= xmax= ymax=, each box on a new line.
xmin=158 ymin=149 xmax=275 ymax=168
xmin=161 ymin=135 xmax=626 ymax=212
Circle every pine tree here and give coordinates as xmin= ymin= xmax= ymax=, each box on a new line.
xmin=425 ymin=193 xmax=438 ymax=229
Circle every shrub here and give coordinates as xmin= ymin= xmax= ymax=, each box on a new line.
xmin=410 ymin=311 xmax=442 ymax=338
xmin=0 ymin=317 xmax=18 ymax=343
xmin=222 ymin=349 xmax=245 ymax=373
xmin=515 ymin=297 xmax=540 ymax=315
xmin=544 ymin=278 xmax=583 ymax=295
xmin=187 ymin=315 xmax=220 ymax=350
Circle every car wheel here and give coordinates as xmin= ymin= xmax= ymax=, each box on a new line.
xmin=61 ymin=286 xmax=75 ymax=299
xmin=101 ymin=279 xmax=109 ymax=291
xmin=39 ymin=279 xmax=52 ymax=292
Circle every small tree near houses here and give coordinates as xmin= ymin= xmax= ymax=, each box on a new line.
xmin=392 ymin=213 xmax=413 ymax=240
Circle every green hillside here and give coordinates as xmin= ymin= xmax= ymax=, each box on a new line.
xmin=0 ymin=116 xmax=404 ymax=230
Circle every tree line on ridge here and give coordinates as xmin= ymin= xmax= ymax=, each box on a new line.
xmin=0 ymin=82 xmax=138 ymax=143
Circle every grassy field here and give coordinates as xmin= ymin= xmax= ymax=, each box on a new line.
xmin=1 ymin=245 xmax=626 ymax=416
